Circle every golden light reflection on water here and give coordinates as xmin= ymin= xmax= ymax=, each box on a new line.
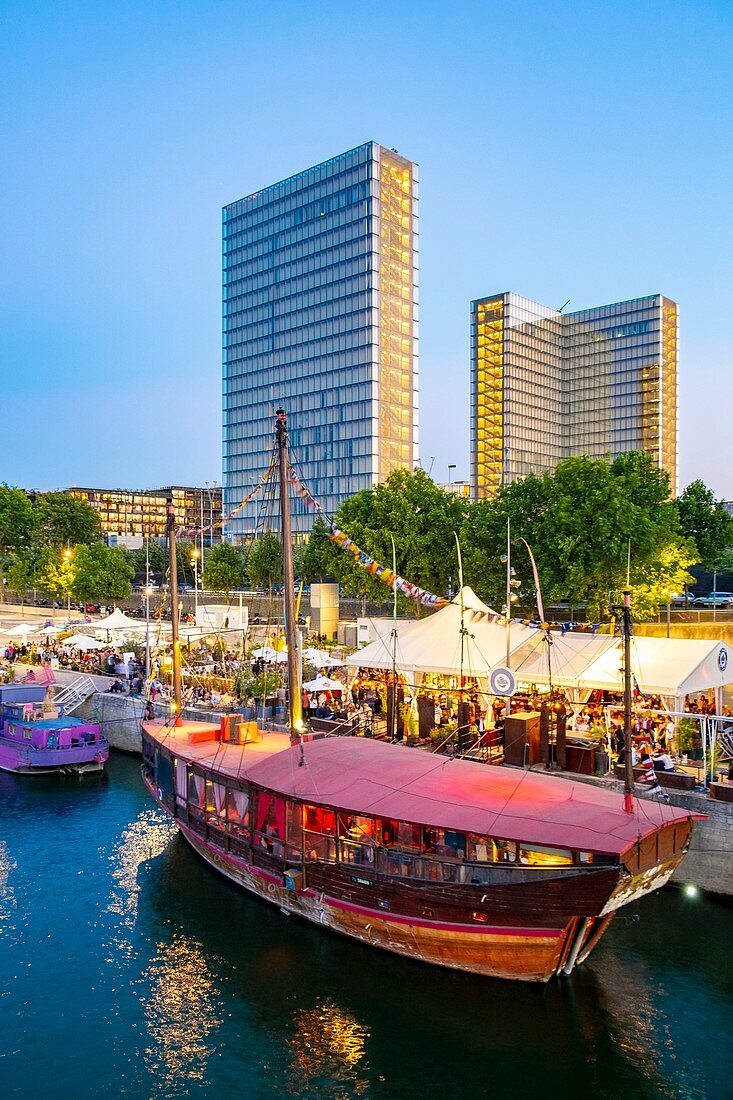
xmin=0 ymin=840 xmax=17 ymax=932
xmin=141 ymin=932 xmax=223 ymax=1089
xmin=287 ymin=998 xmax=370 ymax=1097
xmin=107 ymin=808 xmax=178 ymax=929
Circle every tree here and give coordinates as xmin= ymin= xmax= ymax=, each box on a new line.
xmin=33 ymin=492 xmax=102 ymax=547
xmin=202 ymin=543 xmax=247 ymax=596
xmin=246 ymin=531 xmax=283 ymax=589
xmin=462 ymin=452 xmax=688 ymax=621
xmin=0 ymin=486 xmax=36 ymax=598
xmin=297 ymin=515 xmax=333 ymax=581
xmin=7 ymin=554 xmax=32 ymax=605
xmin=323 ymin=468 xmax=469 ymax=611
xmin=71 ymin=544 xmax=134 ymax=602
xmin=36 ymin=546 xmax=75 ymax=603
xmin=675 ymin=480 xmax=733 ymax=569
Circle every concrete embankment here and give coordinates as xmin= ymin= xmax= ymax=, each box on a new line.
xmin=78 ymin=692 xmax=733 ymax=898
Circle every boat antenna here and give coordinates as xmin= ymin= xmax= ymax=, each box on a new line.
xmin=621 ymin=589 xmax=635 ymax=814
xmin=166 ymin=496 xmax=183 ymax=726
xmin=275 ymin=408 xmax=303 ymax=741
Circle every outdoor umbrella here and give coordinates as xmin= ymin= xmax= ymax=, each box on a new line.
xmin=63 ymin=633 xmax=106 ymax=650
xmin=33 ymin=625 xmax=60 ymax=637
xmin=303 ymin=647 xmax=343 ymax=668
xmin=4 ymin=623 xmax=40 ymax=637
xmin=252 ymin=646 xmax=288 ymax=663
xmin=303 ymin=674 xmax=345 ymax=692
xmin=88 ymin=608 xmax=144 ymax=632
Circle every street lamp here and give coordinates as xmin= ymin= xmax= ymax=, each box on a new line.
xmin=190 ymin=549 xmax=200 ymax=622
xmin=62 ymin=546 xmax=73 ymax=615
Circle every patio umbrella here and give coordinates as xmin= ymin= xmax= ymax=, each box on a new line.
xmin=303 ymin=674 xmax=345 ymax=692
xmin=304 ymin=647 xmax=343 ymax=668
xmin=252 ymin=646 xmax=288 ymax=663
xmin=33 ymin=625 xmax=60 ymax=637
xmin=4 ymin=623 xmax=40 ymax=637
xmin=88 ymin=608 xmax=144 ymax=631
xmin=63 ymin=633 xmax=106 ymax=650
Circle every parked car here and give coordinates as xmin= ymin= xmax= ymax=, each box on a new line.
xmin=670 ymin=594 xmax=696 ymax=607
xmin=699 ymin=591 xmax=733 ymax=607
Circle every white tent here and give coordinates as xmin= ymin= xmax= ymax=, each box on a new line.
xmin=303 ymin=647 xmax=343 ymax=668
xmin=303 ymin=674 xmax=345 ymax=692
xmin=347 ymin=587 xmax=733 ymax=704
xmin=63 ymin=633 xmax=106 ymax=650
xmin=3 ymin=623 xmax=41 ymax=637
xmin=89 ymin=608 xmax=144 ymax=632
xmin=252 ymin=646 xmax=288 ymax=663
xmin=346 ymin=587 xmax=539 ymax=684
xmin=33 ymin=625 xmax=60 ymax=637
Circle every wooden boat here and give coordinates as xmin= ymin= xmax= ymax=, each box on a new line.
xmin=141 ymin=410 xmax=700 ymax=981
xmin=0 ymin=683 xmax=108 ymax=775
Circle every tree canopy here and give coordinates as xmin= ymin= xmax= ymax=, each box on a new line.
xmin=33 ymin=492 xmax=103 ymax=547
xmin=675 ymin=480 xmax=733 ymax=569
xmin=246 ymin=531 xmax=283 ymax=588
xmin=322 ymin=468 xmax=469 ymax=611
xmin=202 ymin=542 xmax=247 ymax=595
xmin=460 ymin=452 xmax=693 ymax=620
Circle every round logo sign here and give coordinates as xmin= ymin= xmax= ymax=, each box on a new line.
xmin=489 ymin=667 xmax=517 ymax=696
xmin=718 ymin=647 xmax=728 ymax=672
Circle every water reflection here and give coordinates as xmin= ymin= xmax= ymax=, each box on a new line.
xmin=0 ymin=840 xmax=16 ymax=936
xmin=287 ymin=997 xmax=370 ymax=1098
xmin=141 ymin=932 xmax=223 ymax=1092
xmin=106 ymin=807 xmax=177 ymax=950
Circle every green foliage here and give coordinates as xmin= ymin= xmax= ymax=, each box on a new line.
xmin=7 ymin=554 xmax=32 ymax=602
xmin=0 ymin=485 xmax=36 ymax=554
xmin=461 ymin=452 xmax=687 ymax=621
xmin=33 ymin=492 xmax=102 ymax=547
xmin=298 ymin=515 xmax=333 ymax=581
xmin=675 ymin=480 xmax=733 ymax=569
xmin=247 ymin=531 xmax=283 ymax=588
xmin=35 ymin=543 xmax=133 ymax=602
xmin=202 ymin=542 xmax=247 ymax=595
xmin=323 ymin=467 xmax=469 ymax=611
xmin=128 ymin=540 xmax=169 ymax=576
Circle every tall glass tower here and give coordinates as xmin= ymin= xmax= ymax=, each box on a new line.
xmin=470 ymin=292 xmax=678 ymax=499
xmin=223 ymin=142 xmax=419 ymax=539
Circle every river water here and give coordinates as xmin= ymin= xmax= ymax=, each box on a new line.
xmin=0 ymin=753 xmax=730 ymax=1100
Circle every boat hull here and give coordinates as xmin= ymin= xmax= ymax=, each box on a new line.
xmin=178 ymin=820 xmax=599 ymax=982
xmin=0 ymin=742 xmax=108 ymax=775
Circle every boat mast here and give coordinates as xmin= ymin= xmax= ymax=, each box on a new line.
xmin=166 ymin=496 xmax=183 ymax=726
xmin=275 ymin=408 xmax=303 ymax=740
xmin=621 ymin=589 xmax=634 ymax=813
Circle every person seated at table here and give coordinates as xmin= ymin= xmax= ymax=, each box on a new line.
xmin=652 ymin=743 xmax=676 ymax=771
xmin=107 ymin=679 xmax=125 ymax=694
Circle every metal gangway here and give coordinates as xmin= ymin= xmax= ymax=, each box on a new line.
xmin=53 ymin=676 xmax=97 ymax=715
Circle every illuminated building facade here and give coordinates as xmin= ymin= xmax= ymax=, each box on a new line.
xmin=222 ymin=141 xmax=419 ymax=539
xmin=471 ymin=293 xmax=678 ymax=499
xmin=66 ymin=485 xmax=222 ymax=547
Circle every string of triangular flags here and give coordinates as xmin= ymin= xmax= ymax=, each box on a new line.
xmin=287 ymin=465 xmax=451 ymax=611
xmin=179 ymin=459 xmax=277 ymax=538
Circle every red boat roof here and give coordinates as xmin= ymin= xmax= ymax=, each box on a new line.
xmin=147 ymin=723 xmax=693 ymax=856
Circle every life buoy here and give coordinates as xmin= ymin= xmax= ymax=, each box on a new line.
xmin=266 ymin=881 xmax=278 ymax=896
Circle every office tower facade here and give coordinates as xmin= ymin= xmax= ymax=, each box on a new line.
xmin=223 ymin=142 xmax=419 ymax=539
xmin=470 ymin=292 xmax=678 ymax=499
xmin=65 ymin=485 xmax=222 ymax=548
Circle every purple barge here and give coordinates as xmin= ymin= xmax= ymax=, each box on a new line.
xmin=0 ymin=684 xmax=108 ymax=775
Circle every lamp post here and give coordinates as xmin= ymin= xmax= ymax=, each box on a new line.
xmin=143 ymin=535 xmax=152 ymax=681
xmin=62 ymin=546 xmax=73 ymax=615
xmin=191 ymin=549 xmax=200 ymax=622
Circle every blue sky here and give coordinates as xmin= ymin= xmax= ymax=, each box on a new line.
xmin=2 ymin=1 xmax=731 ymax=497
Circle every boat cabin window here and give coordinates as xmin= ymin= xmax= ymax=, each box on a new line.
xmin=187 ymin=771 xmax=206 ymax=809
xmin=423 ymin=828 xmax=465 ymax=859
xmin=518 ymin=844 xmax=573 ymax=866
xmin=338 ymin=814 xmax=376 ymax=867
xmin=495 ymin=840 xmax=518 ymax=863
xmin=253 ymin=792 xmax=287 ymax=859
xmin=302 ymin=804 xmax=336 ymax=863
xmin=466 ymin=834 xmax=495 ymax=863
xmin=380 ymin=820 xmax=421 ymax=851
xmin=225 ymin=788 xmax=250 ymax=833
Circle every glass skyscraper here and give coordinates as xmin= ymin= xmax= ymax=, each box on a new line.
xmin=223 ymin=142 xmax=419 ymax=539
xmin=470 ymin=292 xmax=678 ymax=499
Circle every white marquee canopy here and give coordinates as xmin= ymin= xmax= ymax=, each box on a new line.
xmin=348 ymin=588 xmax=733 ymax=703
